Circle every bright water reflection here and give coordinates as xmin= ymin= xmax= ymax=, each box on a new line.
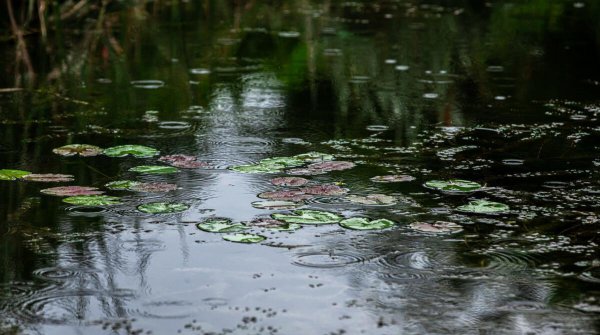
xmin=0 ymin=1 xmax=599 ymax=334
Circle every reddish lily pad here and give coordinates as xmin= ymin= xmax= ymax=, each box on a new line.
xmin=409 ymin=221 xmax=463 ymax=234
xmin=159 ymin=154 xmax=197 ymax=163
xmin=41 ymin=186 xmax=104 ymax=197
xmin=370 ymin=175 xmax=415 ymax=183
xmin=300 ymin=184 xmax=348 ymax=196
xmin=22 ymin=174 xmax=75 ymax=182
xmin=129 ymin=182 xmax=178 ymax=193
xmin=258 ymin=190 xmax=312 ymax=202
xmin=346 ymin=194 xmax=397 ymax=205
xmin=270 ymin=177 xmax=309 ymax=187
xmin=306 ymin=161 xmax=355 ymax=172
xmin=53 ymin=144 xmax=103 ymax=157
xmin=159 ymin=155 xmax=213 ymax=169
xmin=286 ymin=168 xmax=327 ymax=176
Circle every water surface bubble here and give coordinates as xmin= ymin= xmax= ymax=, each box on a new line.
xmin=158 ymin=121 xmax=191 ymax=130
xmin=395 ymin=65 xmax=410 ymax=71
xmin=423 ymin=93 xmax=439 ymax=99
xmin=190 ymin=68 xmax=211 ymax=75
xmin=502 ymin=159 xmax=524 ymax=166
xmin=130 ymin=80 xmax=165 ymax=89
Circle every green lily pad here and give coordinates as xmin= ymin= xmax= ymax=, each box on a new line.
xmin=346 ymin=194 xmax=397 ymax=205
xmin=251 ymin=200 xmax=303 ymax=210
xmin=293 ymin=152 xmax=335 ymax=162
xmin=245 ymin=218 xmax=302 ymax=231
xmin=271 ymin=210 xmax=343 ymax=225
xmin=259 ymin=156 xmax=304 ymax=168
xmin=456 ymin=200 xmax=509 ymax=214
xmin=339 ymin=218 xmax=394 ymax=230
xmin=129 ymin=165 xmax=179 ymax=174
xmin=0 ymin=169 xmax=31 ymax=180
xmin=229 ymin=164 xmax=283 ymax=174
xmin=103 ymin=145 xmax=159 ymax=158
xmin=105 ymin=180 xmax=140 ymax=190
xmin=63 ymin=195 xmax=121 ymax=206
xmin=137 ymin=202 xmax=189 ymax=214
xmin=222 ymin=233 xmax=266 ymax=244
xmin=424 ymin=179 xmax=482 ymax=193
xmin=196 ymin=218 xmax=248 ymax=233
xmin=53 ymin=144 xmax=103 ymax=157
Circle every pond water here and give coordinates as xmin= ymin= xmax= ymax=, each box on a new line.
xmin=1 ymin=1 xmax=599 ymax=334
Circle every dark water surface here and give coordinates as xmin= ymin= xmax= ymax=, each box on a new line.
xmin=1 ymin=1 xmax=600 ymax=334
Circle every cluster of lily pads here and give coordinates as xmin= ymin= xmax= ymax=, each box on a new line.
xmin=1 ymin=143 xmax=511 ymax=243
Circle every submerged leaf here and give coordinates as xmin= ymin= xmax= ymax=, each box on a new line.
xmin=103 ymin=145 xmax=159 ymax=158
xmin=41 ymin=186 xmax=104 ymax=197
xmin=339 ymin=217 xmax=394 ymax=230
xmin=196 ymin=218 xmax=248 ymax=233
xmin=63 ymin=195 xmax=121 ymax=206
xmin=271 ymin=210 xmax=343 ymax=225
xmin=409 ymin=221 xmax=463 ymax=234
xmin=129 ymin=165 xmax=179 ymax=174
xmin=270 ymin=177 xmax=309 ymax=187
xmin=137 ymin=202 xmax=189 ymax=214
xmin=346 ymin=194 xmax=397 ymax=205
xmin=370 ymin=175 xmax=415 ymax=183
xmin=222 ymin=233 xmax=266 ymax=244
xmin=456 ymin=200 xmax=509 ymax=214
xmin=105 ymin=180 xmax=140 ymax=190
xmin=53 ymin=144 xmax=103 ymax=157
xmin=23 ymin=174 xmax=74 ymax=182
xmin=251 ymin=200 xmax=303 ymax=210
xmin=0 ymin=169 xmax=31 ymax=180
xmin=424 ymin=179 xmax=482 ymax=193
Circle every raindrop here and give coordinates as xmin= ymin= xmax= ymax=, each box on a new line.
xmin=130 ymin=80 xmax=165 ymax=89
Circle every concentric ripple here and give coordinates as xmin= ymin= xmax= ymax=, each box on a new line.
xmin=292 ymin=251 xmax=369 ymax=268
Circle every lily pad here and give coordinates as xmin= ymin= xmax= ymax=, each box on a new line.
xmin=129 ymin=182 xmax=178 ymax=193
xmin=53 ymin=144 xmax=103 ymax=157
xmin=158 ymin=154 xmax=197 ymax=163
xmin=300 ymin=184 xmax=348 ymax=196
xmin=259 ymin=156 xmax=304 ymax=168
xmin=103 ymin=145 xmax=159 ymax=158
xmin=129 ymin=165 xmax=179 ymax=174
xmin=159 ymin=155 xmax=212 ymax=169
xmin=196 ymin=218 xmax=248 ymax=233
xmin=370 ymin=175 xmax=415 ymax=183
xmin=424 ymin=179 xmax=483 ymax=193
xmin=0 ymin=169 xmax=31 ymax=180
xmin=409 ymin=221 xmax=463 ymax=234
xmin=244 ymin=218 xmax=302 ymax=231
xmin=105 ymin=180 xmax=140 ymax=190
xmin=346 ymin=194 xmax=397 ymax=205
xmin=22 ymin=174 xmax=74 ymax=182
xmin=271 ymin=210 xmax=343 ymax=225
xmin=251 ymin=200 xmax=303 ymax=210
xmin=63 ymin=195 xmax=121 ymax=206
xmin=293 ymin=152 xmax=335 ymax=162
xmin=286 ymin=167 xmax=327 ymax=176
xmin=258 ymin=190 xmax=312 ymax=202
xmin=222 ymin=233 xmax=266 ymax=244
xmin=306 ymin=161 xmax=355 ymax=172
xmin=339 ymin=217 xmax=394 ymax=230
xmin=137 ymin=202 xmax=189 ymax=214
xmin=229 ymin=164 xmax=283 ymax=174
xmin=456 ymin=200 xmax=509 ymax=214
xmin=270 ymin=177 xmax=309 ymax=187
xmin=41 ymin=186 xmax=104 ymax=197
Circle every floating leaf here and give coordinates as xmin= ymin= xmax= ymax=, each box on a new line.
xmin=159 ymin=155 xmax=212 ymax=169
xmin=270 ymin=177 xmax=309 ymax=187
xmin=222 ymin=233 xmax=266 ymax=244
xmin=129 ymin=182 xmax=178 ymax=193
xmin=63 ymin=195 xmax=121 ymax=206
xmin=53 ymin=144 xmax=103 ymax=157
xmin=259 ymin=156 xmax=304 ymax=168
xmin=171 ymin=160 xmax=212 ymax=169
xmin=229 ymin=164 xmax=283 ymax=174
xmin=293 ymin=152 xmax=334 ymax=162
xmin=196 ymin=218 xmax=248 ymax=233
xmin=41 ymin=186 xmax=104 ymax=196
xmin=409 ymin=221 xmax=463 ymax=234
xmin=129 ymin=165 xmax=179 ymax=174
xmin=251 ymin=200 xmax=303 ymax=210
xmin=306 ymin=161 xmax=355 ymax=172
xmin=370 ymin=175 xmax=415 ymax=183
xmin=346 ymin=194 xmax=397 ymax=205
xmin=339 ymin=217 xmax=394 ymax=230
xmin=424 ymin=179 xmax=482 ymax=193
xmin=286 ymin=167 xmax=327 ymax=176
xmin=137 ymin=202 xmax=189 ymax=214
xmin=244 ymin=218 xmax=302 ymax=231
xmin=300 ymin=184 xmax=348 ymax=196
xmin=105 ymin=180 xmax=140 ymax=190
xmin=258 ymin=190 xmax=312 ymax=202
xmin=159 ymin=154 xmax=197 ymax=163
xmin=103 ymin=145 xmax=159 ymax=158
xmin=0 ymin=169 xmax=31 ymax=180
xmin=22 ymin=174 xmax=74 ymax=182
xmin=271 ymin=210 xmax=343 ymax=225
xmin=456 ymin=200 xmax=509 ymax=214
